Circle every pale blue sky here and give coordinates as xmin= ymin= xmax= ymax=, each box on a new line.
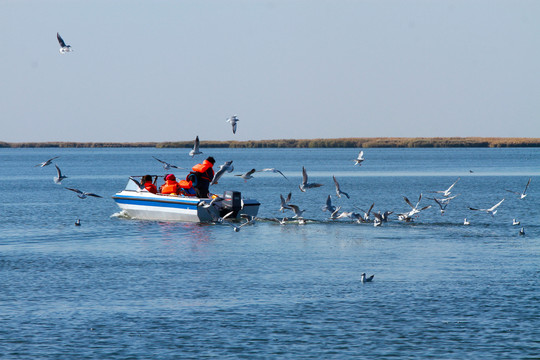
xmin=1 ymin=0 xmax=539 ymax=142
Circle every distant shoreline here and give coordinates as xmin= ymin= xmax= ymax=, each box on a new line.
xmin=1 ymin=137 xmax=539 ymax=148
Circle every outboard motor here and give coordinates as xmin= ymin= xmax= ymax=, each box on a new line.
xmin=219 ymin=191 xmax=242 ymax=218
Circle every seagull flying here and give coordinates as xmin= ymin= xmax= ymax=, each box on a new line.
xmin=425 ymin=194 xmax=459 ymax=215
xmin=354 ymin=150 xmax=365 ymax=166
xmin=226 ymin=115 xmax=239 ymax=134
xmin=65 ymin=187 xmax=102 ymax=199
xmin=359 ymin=202 xmax=375 ymax=221
xmin=235 ymin=168 xmax=256 ymax=181
xmin=57 ymin=33 xmax=72 ymax=54
xmin=256 ymin=168 xmax=288 ymax=180
xmin=280 ymin=192 xmax=292 ymax=212
xmin=54 ymin=164 xmax=68 ymax=184
xmin=506 ymin=178 xmax=531 ymax=199
xmin=189 ymin=136 xmax=202 ymax=157
xmin=329 ymin=206 xmax=342 ymax=220
xmin=211 ymin=160 xmax=234 ymax=185
xmin=333 ymin=175 xmax=350 ymax=199
xmin=429 ymin=178 xmax=460 ymax=197
xmin=322 ymin=195 xmax=336 ymax=213
xmin=469 ymin=198 xmax=504 ymax=216
xmin=399 ymin=194 xmax=431 ymax=221
xmin=403 ymin=194 xmax=431 ymax=217
xmin=152 ymin=156 xmax=182 ymax=170
xmin=289 ymin=204 xmax=305 ymax=219
xmin=223 ymin=217 xmax=253 ymax=232
xmin=35 ymin=156 xmax=59 ymax=167
xmin=299 ymin=166 xmax=323 ymax=192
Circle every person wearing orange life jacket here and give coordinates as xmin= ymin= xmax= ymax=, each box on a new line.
xmin=142 ymin=175 xmax=157 ymax=194
xmin=191 ymin=156 xmax=215 ymax=198
xmin=178 ymin=179 xmax=197 ymax=196
xmin=159 ymin=174 xmax=181 ymax=195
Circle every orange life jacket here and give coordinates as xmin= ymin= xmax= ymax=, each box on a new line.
xmin=192 ymin=160 xmax=214 ymax=181
xmin=192 ymin=160 xmax=213 ymax=173
xmin=178 ymin=180 xmax=196 ymax=196
xmin=144 ymin=182 xmax=158 ymax=194
xmin=178 ymin=180 xmax=193 ymax=189
xmin=160 ymin=180 xmax=180 ymax=194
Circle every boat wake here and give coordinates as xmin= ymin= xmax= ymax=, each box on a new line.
xmin=110 ymin=210 xmax=133 ymax=219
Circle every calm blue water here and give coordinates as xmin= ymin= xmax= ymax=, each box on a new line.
xmin=1 ymin=147 xmax=539 ymax=359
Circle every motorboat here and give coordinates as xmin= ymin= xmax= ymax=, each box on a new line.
xmin=112 ymin=177 xmax=260 ymax=222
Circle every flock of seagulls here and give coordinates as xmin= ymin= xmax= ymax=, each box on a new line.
xmin=261 ymin=163 xmax=533 ymax=238
xmin=181 ymin=146 xmax=532 ymax=238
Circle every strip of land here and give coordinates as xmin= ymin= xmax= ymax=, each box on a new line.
xmin=1 ymin=137 xmax=539 ymax=148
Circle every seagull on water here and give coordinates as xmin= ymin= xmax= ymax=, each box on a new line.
xmin=299 ymin=166 xmax=323 ymax=192
xmin=512 ymin=219 xmax=520 ymax=226
xmin=65 ymin=187 xmax=102 ymax=199
xmin=211 ymin=160 xmax=234 ymax=185
xmin=75 ymin=219 xmax=81 ymax=226
xmin=463 ymin=218 xmax=470 ymax=225
xmin=235 ymin=168 xmax=256 ymax=181
xmin=57 ymin=33 xmax=72 ymax=54
xmin=469 ymin=199 xmax=504 ymax=216
xmin=354 ymin=150 xmax=365 ymax=166
xmin=429 ymin=178 xmax=460 ymax=197
xmin=519 ymin=227 xmax=525 ymax=236
xmin=54 ymin=164 xmax=68 ymax=184
xmin=506 ymin=178 xmax=531 ymax=199
xmin=256 ymin=168 xmax=288 ymax=180
xmin=361 ymin=273 xmax=374 ymax=283
xmin=189 ymin=136 xmax=202 ymax=157
xmin=333 ymin=175 xmax=350 ymax=199
xmin=381 ymin=211 xmax=393 ymax=222
xmin=373 ymin=212 xmax=383 ymax=227
xmin=152 ymin=156 xmax=182 ymax=170
xmin=336 ymin=211 xmax=361 ymax=220
xmin=226 ymin=115 xmax=239 ymax=134
xmin=35 ymin=156 xmax=59 ymax=167
xmin=271 ymin=217 xmax=288 ymax=225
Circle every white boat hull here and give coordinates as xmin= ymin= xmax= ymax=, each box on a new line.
xmin=112 ymin=190 xmax=260 ymax=222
